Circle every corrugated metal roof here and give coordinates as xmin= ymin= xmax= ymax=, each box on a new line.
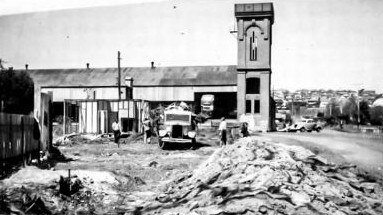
xmin=26 ymin=65 xmax=237 ymax=87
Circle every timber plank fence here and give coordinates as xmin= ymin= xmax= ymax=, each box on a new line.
xmin=0 ymin=113 xmax=40 ymax=168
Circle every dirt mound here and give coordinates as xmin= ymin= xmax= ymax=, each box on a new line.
xmin=146 ymin=137 xmax=383 ymax=214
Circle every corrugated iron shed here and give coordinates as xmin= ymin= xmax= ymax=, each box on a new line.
xmin=27 ymin=65 xmax=237 ymax=87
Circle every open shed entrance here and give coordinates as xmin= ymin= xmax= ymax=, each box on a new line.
xmin=194 ymin=92 xmax=237 ymax=119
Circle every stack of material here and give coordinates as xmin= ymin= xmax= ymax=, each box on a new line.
xmin=152 ymin=137 xmax=383 ymax=215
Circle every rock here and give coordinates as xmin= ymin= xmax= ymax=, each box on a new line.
xmin=259 ymin=205 xmax=268 ymax=214
xmin=189 ymin=201 xmax=199 ymax=211
xmin=360 ymin=182 xmax=376 ymax=194
xmin=289 ymin=191 xmax=311 ymax=206
xmin=148 ymin=161 xmax=159 ymax=168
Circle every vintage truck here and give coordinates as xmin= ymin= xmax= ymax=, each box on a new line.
xmin=201 ymin=94 xmax=215 ymax=118
xmin=158 ymin=109 xmax=197 ymax=149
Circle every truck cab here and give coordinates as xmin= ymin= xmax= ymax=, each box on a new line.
xmin=158 ymin=109 xmax=197 ymax=149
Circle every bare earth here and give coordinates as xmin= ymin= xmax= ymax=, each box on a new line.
xmin=1 ymin=128 xmax=383 ymax=214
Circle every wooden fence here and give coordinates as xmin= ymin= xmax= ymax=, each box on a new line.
xmin=0 ymin=113 xmax=40 ymax=162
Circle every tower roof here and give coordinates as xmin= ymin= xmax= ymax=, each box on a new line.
xmin=235 ymin=3 xmax=274 ymax=24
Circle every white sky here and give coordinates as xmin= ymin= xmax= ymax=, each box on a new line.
xmin=0 ymin=0 xmax=382 ymax=93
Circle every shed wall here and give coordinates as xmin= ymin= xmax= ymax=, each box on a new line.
xmin=42 ymin=86 xmax=237 ymax=102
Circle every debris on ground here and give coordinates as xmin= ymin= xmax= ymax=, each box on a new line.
xmin=54 ymin=133 xmax=111 ymax=146
xmin=0 ymin=167 xmax=131 ymax=214
xmin=142 ymin=137 xmax=383 ymax=214
xmin=1 ymin=136 xmax=382 ymax=214
xmin=36 ymin=146 xmax=73 ymax=170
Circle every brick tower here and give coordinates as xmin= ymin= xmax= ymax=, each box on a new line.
xmin=235 ymin=3 xmax=274 ymax=131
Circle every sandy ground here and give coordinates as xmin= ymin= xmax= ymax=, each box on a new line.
xmin=261 ymin=129 xmax=383 ymax=180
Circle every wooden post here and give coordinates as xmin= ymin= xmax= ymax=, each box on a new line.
xmin=118 ymin=51 xmax=121 ymax=100
xmin=63 ymin=101 xmax=66 ymax=135
xmin=68 ymin=169 xmax=72 ymax=195
xmin=21 ymin=117 xmax=25 ymax=167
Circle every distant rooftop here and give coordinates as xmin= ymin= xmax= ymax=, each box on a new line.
xmin=26 ymin=65 xmax=237 ymax=87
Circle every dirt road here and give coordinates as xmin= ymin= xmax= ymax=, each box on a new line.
xmin=262 ymin=129 xmax=383 ymax=179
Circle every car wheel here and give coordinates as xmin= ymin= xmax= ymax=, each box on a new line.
xmin=316 ymin=127 xmax=322 ymax=132
xmin=158 ymin=139 xmax=167 ymax=149
xmin=299 ymin=127 xmax=306 ymax=132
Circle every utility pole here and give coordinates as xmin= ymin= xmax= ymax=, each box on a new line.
xmin=357 ymin=98 xmax=360 ymax=129
xmin=357 ymin=89 xmax=364 ymax=129
xmin=291 ymin=96 xmax=294 ymax=116
xmin=117 ymin=51 xmax=121 ymax=100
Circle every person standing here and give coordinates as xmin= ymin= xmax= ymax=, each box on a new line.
xmin=143 ymin=118 xmax=151 ymax=144
xmin=241 ymin=122 xmax=249 ymax=137
xmin=112 ymin=120 xmax=121 ymax=147
xmin=218 ymin=117 xmax=227 ymax=147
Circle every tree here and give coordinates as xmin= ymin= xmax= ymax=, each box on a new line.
xmin=369 ymin=106 xmax=383 ymax=126
xmin=0 ymin=68 xmax=34 ymax=114
xmin=341 ymin=95 xmax=370 ymax=125
xmin=0 ymin=58 xmax=6 ymax=70
xmin=359 ymin=100 xmax=370 ymax=124
xmin=326 ymin=98 xmax=340 ymax=117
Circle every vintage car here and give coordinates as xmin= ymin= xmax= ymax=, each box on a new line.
xmin=288 ymin=118 xmax=322 ymax=132
xmin=158 ymin=109 xmax=197 ymax=149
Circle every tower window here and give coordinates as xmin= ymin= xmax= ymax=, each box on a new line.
xmin=249 ymin=31 xmax=258 ymax=61
xmin=254 ymin=100 xmax=260 ymax=113
xmin=246 ymin=78 xmax=260 ymax=94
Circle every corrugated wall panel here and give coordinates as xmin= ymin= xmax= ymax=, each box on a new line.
xmin=92 ymin=102 xmax=97 ymax=133
xmin=0 ymin=113 xmax=39 ymax=161
xmin=86 ymin=102 xmax=92 ymax=133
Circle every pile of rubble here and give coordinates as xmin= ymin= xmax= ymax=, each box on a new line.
xmin=147 ymin=137 xmax=383 ymax=214
xmin=1 ymin=136 xmax=383 ymax=214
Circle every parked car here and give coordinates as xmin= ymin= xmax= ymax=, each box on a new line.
xmin=158 ymin=109 xmax=197 ymax=149
xmin=288 ymin=118 xmax=322 ymax=132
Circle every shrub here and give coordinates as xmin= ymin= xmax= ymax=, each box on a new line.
xmin=369 ymin=106 xmax=383 ymax=126
xmin=0 ymin=68 xmax=34 ymax=114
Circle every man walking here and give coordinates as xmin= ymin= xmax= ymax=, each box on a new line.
xmin=218 ymin=117 xmax=227 ymax=147
xmin=112 ymin=120 xmax=121 ymax=147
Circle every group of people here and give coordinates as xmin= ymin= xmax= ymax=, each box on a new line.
xmin=111 ymin=117 xmax=155 ymax=146
xmin=217 ymin=117 xmax=249 ymax=147
xmin=112 ymin=117 xmax=250 ymax=147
